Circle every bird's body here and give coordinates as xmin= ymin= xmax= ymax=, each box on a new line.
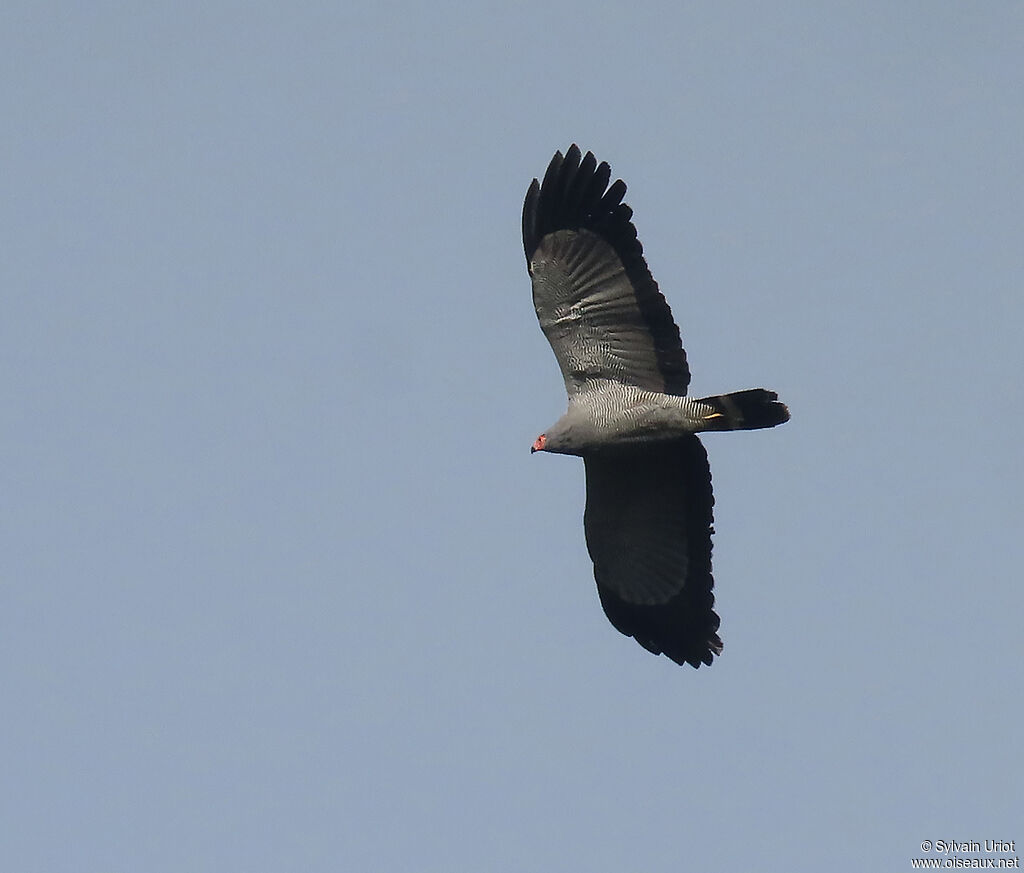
xmin=524 ymin=145 xmax=789 ymax=668
xmin=536 ymin=387 xmax=730 ymax=454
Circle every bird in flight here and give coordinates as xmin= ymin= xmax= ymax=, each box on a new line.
xmin=523 ymin=145 xmax=789 ymax=667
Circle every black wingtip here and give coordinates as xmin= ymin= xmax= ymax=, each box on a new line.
xmin=522 ymin=145 xmax=640 ymax=266
xmin=522 ymin=179 xmax=540 ymax=261
xmin=602 ymin=589 xmax=724 ymax=669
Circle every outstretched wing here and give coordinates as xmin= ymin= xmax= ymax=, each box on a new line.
xmin=523 ymin=145 xmax=690 ymax=397
xmin=583 ymin=436 xmax=721 ymax=668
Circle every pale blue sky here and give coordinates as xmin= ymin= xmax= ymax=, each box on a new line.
xmin=3 ymin=3 xmax=1022 ymax=871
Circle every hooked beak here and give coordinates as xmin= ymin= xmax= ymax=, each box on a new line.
xmin=531 ymin=434 xmax=546 ymax=453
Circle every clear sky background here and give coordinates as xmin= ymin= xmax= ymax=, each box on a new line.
xmin=3 ymin=3 xmax=1022 ymax=871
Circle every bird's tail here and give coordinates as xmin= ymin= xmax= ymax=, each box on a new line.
xmin=694 ymin=389 xmax=790 ymax=432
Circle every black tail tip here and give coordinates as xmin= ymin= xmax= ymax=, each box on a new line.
xmin=701 ymin=389 xmax=790 ymax=431
xmin=723 ymin=389 xmax=790 ymax=430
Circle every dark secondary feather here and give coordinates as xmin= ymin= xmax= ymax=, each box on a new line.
xmin=522 ymin=144 xmax=691 ymax=396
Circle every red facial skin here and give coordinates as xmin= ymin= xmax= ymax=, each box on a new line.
xmin=531 ymin=434 xmax=546 ymax=453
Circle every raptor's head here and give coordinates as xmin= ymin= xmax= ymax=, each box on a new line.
xmin=530 ymin=418 xmax=580 ymax=455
